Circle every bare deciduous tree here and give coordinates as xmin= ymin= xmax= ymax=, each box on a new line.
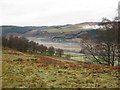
xmin=81 ymin=18 xmax=119 ymax=66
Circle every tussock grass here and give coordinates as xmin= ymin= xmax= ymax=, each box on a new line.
xmin=2 ymin=48 xmax=119 ymax=88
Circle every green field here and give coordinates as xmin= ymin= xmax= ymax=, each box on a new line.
xmin=63 ymin=51 xmax=95 ymax=63
xmin=42 ymin=25 xmax=81 ymax=33
xmin=2 ymin=48 xmax=119 ymax=88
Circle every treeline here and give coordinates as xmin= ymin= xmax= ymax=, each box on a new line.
xmin=2 ymin=35 xmax=63 ymax=56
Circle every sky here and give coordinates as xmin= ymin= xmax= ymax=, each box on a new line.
xmin=0 ymin=0 xmax=119 ymax=26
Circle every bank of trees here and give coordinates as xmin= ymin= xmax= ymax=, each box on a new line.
xmin=2 ymin=35 xmax=64 ymax=56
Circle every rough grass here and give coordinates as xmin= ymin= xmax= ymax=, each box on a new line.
xmin=2 ymin=48 xmax=120 ymax=88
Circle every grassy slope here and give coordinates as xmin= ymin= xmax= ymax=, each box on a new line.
xmin=2 ymin=48 xmax=119 ymax=88
xmin=42 ymin=25 xmax=81 ymax=33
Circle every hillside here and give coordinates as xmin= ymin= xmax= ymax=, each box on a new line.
xmin=2 ymin=48 xmax=119 ymax=88
xmin=1 ymin=22 xmax=103 ymax=52
xmin=21 ymin=22 xmax=100 ymax=38
xmin=2 ymin=22 xmax=100 ymax=36
xmin=1 ymin=25 xmax=49 ymax=36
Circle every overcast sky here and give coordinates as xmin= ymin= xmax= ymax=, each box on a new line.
xmin=0 ymin=0 xmax=119 ymax=26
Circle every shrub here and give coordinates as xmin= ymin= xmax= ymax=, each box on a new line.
xmin=13 ymin=58 xmax=23 ymax=61
xmin=65 ymin=54 xmax=71 ymax=60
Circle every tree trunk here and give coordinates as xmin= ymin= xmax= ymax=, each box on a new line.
xmin=107 ymin=43 xmax=111 ymax=66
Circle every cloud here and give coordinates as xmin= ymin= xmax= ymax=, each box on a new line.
xmin=0 ymin=0 xmax=119 ymax=26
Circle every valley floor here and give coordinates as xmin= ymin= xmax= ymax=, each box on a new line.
xmin=2 ymin=48 xmax=120 ymax=88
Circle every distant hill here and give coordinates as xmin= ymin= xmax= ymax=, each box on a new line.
xmin=1 ymin=22 xmax=101 ymax=52
xmin=1 ymin=22 xmax=100 ymax=36
xmin=40 ymin=22 xmax=100 ymax=33
xmin=1 ymin=25 xmax=49 ymax=36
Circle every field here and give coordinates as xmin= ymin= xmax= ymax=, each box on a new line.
xmin=63 ymin=51 xmax=95 ymax=63
xmin=2 ymin=48 xmax=120 ymax=88
xmin=42 ymin=25 xmax=81 ymax=33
